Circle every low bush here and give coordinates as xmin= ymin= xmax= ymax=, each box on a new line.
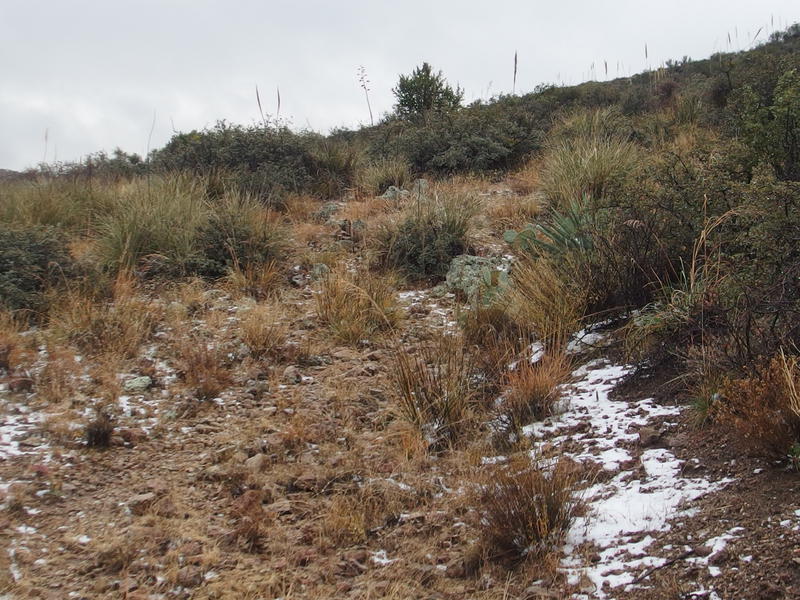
xmin=373 ymin=190 xmax=478 ymax=281
xmin=717 ymin=351 xmax=800 ymax=462
xmin=0 ymin=224 xmax=73 ymax=313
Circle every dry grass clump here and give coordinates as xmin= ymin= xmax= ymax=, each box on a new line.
xmin=503 ymin=350 xmax=572 ymax=426
xmin=717 ymin=351 xmax=800 ymax=462
xmin=315 ymin=267 xmax=401 ymax=344
xmin=540 ymin=108 xmax=635 ymax=207
xmin=239 ymin=302 xmax=288 ymax=360
xmin=460 ymin=300 xmax=526 ymax=386
xmin=0 ymin=311 xmax=31 ymax=373
xmin=95 ymin=175 xmax=207 ymax=272
xmin=356 ymin=156 xmax=412 ymax=198
xmin=487 ymin=193 xmax=544 ymax=231
xmin=48 ymin=276 xmax=158 ymax=359
xmin=391 ymin=333 xmax=477 ymax=450
xmin=507 ymin=258 xmax=585 ymax=349
xmin=508 ymin=159 xmax=542 ymax=196
xmin=318 ymin=478 xmax=418 ymax=548
xmin=85 ymin=411 xmax=114 ymax=448
xmin=222 ymin=260 xmax=282 ymax=301
xmin=175 ymin=335 xmax=232 ymax=400
xmin=478 ymin=457 xmax=579 ymax=564
xmin=373 ymin=189 xmax=479 ymax=281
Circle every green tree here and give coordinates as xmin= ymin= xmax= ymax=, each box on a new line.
xmin=392 ymin=62 xmax=463 ymax=119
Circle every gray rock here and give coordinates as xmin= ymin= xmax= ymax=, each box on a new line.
xmin=444 ymin=255 xmax=510 ymax=301
xmin=283 ymin=365 xmax=301 ymax=384
xmin=123 ymin=376 xmax=153 ymax=394
xmin=411 ymin=178 xmax=429 ymax=197
xmin=380 ymin=186 xmax=411 ymax=201
xmin=314 ymin=201 xmax=340 ymax=222
xmin=310 ymin=263 xmax=331 ymax=281
xmin=245 ymin=453 xmax=268 ymax=472
xmin=128 ymin=492 xmax=157 ymax=515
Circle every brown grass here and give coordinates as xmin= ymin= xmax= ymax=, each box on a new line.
xmin=478 ymin=456 xmax=579 ymax=564
xmin=222 ymin=260 xmax=282 ymax=301
xmin=175 ymin=335 xmax=232 ymax=400
xmin=507 ymin=257 xmax=585 ymax=349
xmin=487 ymin=193 xmax=544 ymax=231
xmin=503 ymin=350 xmax=572 ymax=425
xmin=717 ymin=352 xmax=800 ymax=460
xmin=315 ymin=267 xmax=401 ymax=344
xmin=48 ymin=274 xmax=158 ymax=359
xmin=239 ymin=302 xmax=288 ymax=360
xmin=391 ymin=333 xmax=477 ymax=450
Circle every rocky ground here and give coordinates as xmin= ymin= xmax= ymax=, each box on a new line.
xmin=1 ymin=185 xmax=799 ymax=600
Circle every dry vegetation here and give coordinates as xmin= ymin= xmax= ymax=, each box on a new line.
xmin=3 ymin=26 xmax=800 ymax=598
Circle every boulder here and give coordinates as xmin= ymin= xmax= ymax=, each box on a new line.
xmin=444 ymin=254 xmax=510 ymax=301
xmin=123 ymin=376 xmax=153 ymax=394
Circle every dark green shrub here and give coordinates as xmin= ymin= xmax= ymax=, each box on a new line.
xmin=0 ymin=225 xmax=72 ymax=312
xmin=196 ymin=193 xmax=288 ymax=278
xmin=151 ymin=122 xmax=317 ymax=205
xmin=374 ymin=192 xmax=477 ymax=281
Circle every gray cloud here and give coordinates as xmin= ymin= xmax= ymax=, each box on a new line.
xmin=1 ymin=0 xmax=798 ymax=169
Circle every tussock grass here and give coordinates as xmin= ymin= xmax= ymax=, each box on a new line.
xmin=540 ymin=108 xmax=635 ymax=206
xmin=175 ymin=334 xmax=232 ymax=401
xmin=507 ymin=257 xmax=585 ymax=349
xmin=315 ymin=267 xmax=401 ymax=344
xmin=373 ymin=188 xmax=478 ymax=281
xmin=391 ymin=333 xmax=477 ymax=449
xmin=96 ymin=175 xmax=206 ymax=273
xmin=503 ymin=350 xmax=572 ymax=425
xmin=48 ymin=274 xmax=158 ymax=359
xmin=222 ymin=261 xmax=282 ymax=301
xmin=356 ymin=156 xmax=412 ymax=197
xmin=239 ymin=302 xmax=288 ymax=360
xmin=478 ymin=457 xmax=579 ymax=564
xmin=0 ymin=177 xmax=113 ymax=232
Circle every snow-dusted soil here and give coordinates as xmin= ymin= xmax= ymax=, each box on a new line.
xmin=525 ymin=359 xmax=733 ymax=598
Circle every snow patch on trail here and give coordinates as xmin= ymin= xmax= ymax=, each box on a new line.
xmin=526 ymin=359 xmax=732 ymax=599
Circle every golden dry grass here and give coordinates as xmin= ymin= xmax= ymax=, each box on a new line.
xmin=315 ymin=267 xmax=402 ymax=344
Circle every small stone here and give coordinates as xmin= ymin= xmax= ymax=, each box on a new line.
xmin=245 ymin=453 xmax=268 ymax=472
xmin=123 ymin=376 xmax=153 ymax=394
xmin=176 ymin=566 xmax=203 ymax=587
xmin=638 ymin=426 xmax=661 ymax=447
xmin=283 ymin=366 xmax=301 ymax=384
xmin=128 ymin=492 xmax=156 ymax=516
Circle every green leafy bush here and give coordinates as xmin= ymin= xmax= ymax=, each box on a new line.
xmin=0 ymin=225 xmax=72 ymax=312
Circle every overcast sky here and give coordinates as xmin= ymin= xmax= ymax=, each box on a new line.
xmin=1 ymin=0 xmax=799 ymax=170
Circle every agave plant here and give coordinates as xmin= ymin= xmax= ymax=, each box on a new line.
xmin=503 ymin=196 xmax=593 ymax=258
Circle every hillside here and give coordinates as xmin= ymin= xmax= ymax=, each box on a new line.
xmin=1 ymin=24 xmax=800 ymax=600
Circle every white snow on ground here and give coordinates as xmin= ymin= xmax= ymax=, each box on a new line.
xmin=0 ymin=399 xmax=47 ymax=459
xmin=523 ymin=358 xmax=732 ymax=599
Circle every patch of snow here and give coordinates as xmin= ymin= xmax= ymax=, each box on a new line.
xmin=371 ymin=550 xmax=396 ymax=566
xmin=527 ymin=358 xmax=735 ymax=598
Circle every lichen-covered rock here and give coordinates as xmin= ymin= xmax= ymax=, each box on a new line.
xmin=444 ymin=255 xmax=511 ymax=300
